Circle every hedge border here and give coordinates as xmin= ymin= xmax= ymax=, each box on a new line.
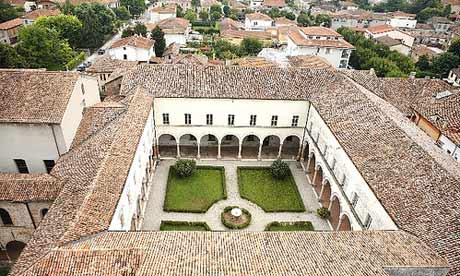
xmin=160 ymin=220 xmax=211 ymax=231
xmin=163 ymin=165 xmax=227 ymax=213
xmin=237 ymin=166 xmax=306 ymax=212
xmin=221 ymin=206 xmax=252 ymax=229
xmin=264 ymin=221 xmax=315 ymax=231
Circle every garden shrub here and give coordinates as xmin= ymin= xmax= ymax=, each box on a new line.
xmin=316 ymin=207 xmax=330 ymax=219
xmin=173 ymin=159 xmax=196 ymax=177
xmin=270 ymin=159 xmax=290 ymax=179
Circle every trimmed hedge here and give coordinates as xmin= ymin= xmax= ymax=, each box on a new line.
xmin=221 ymin=206 xmax=251 ymax=229
xmin=160 ymin=220 xmax=211 ymax=231
xmin=316 ymin=207 xmax=330 ymax=219
xmin=265 ymin=221 xmax=314 ymax=231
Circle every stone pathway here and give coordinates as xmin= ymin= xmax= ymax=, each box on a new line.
xmin=141 ymin=160 xmax=331 ymax=231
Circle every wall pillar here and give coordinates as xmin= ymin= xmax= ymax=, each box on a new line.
xmin=217 ymin=142 xmax=221 ymax=159
xmin=197 ymin=143 xmax=201 ymax=160
xmin=257 ymin=143 xmax=262 ymax=160
xmin=277 ymin=142 xmax=283 ymax=159
xmin=238 ymin=142 xmax=242 ymax=160
xmin=305 ymin=155 xmax=312 ymax=173
xmin=311 ymin=168 xmax=318 ymax=186
xmin=176 ymin=143 xmax=180 ymax=159
xmin=300 ymin=143 xmax=306 ymax=162
xmin=296 ymin=143 xmax=302 ymax=161
xmin=319 ymin=182 xmax=325 ymax=202
xmin=336 ymin=216 xmax=343 ymax=232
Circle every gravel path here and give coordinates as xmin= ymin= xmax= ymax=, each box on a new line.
xmin=141 ymin=160 xmax=330 ymax=231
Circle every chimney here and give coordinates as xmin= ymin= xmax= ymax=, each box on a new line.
xmin=409 ymin=71 xmax=416 ymax=79
xmin=369 ymin=68 xmax=375 ymax=75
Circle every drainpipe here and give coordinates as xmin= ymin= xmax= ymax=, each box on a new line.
xmin=25 ymin=202 xmax=37 ymax=229
xmin=49 ymin=124 xmax=61 ymax=157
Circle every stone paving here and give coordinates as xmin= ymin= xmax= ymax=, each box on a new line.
xmin=141 ymin=160 xmax=331 ymax=231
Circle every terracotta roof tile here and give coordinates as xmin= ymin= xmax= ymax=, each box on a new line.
xmin=0 ymin=173 xmax=63 ymax=202
xmin=149 ymin=3 xmax=175 ymax=13
xmin=86 ymin=55 xmax=139 ymax=73
xmin=110 ymin=36 xmax=154 ymax=50
xmin=263 ymin=0 xmax=285 ymax=7
xmin=22 ymin=9 xmax=60 ymax=20
xmin=0 ymin=18 xmax=23 ymax=30
xmin=146 ymin=17 xmax=189 ymax=33
xmin=366 ymin=24 xmax=394 ymax=34
xmin=289 ymin=29 xmax=354 ymax=49
xmin=221 ymin=29 xmax=273 ymax=40
xmin=245 ymin=12 xmax=273 ymax=21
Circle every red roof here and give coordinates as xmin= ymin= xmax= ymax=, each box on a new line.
xmin=366 ymin=24 xmax=394 ymax=34
xmin=0 ymin=18 xmax=23 ymax=30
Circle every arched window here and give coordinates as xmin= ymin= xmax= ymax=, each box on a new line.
xmin=0 ymin=208 xmax=13 ymax=225
xmin=41 ymin=208 xmax=49 ymax=218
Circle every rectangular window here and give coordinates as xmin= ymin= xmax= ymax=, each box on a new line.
xmin=364 ymin=214 xmax=372 ymax=229
xmin=271 ymin=115 xmax=278 ymax=126
xmin=228 ymin=114 xmax=235 ymax=126
xmin=162 ymin=113 xmax=169 ymax=125
xmin=292 ymin=115 xmax=299 ymax=127
xmin=184 ymin=113 xmax=191 ymax=125
xmin=206 ymin=114 xmax=213 ymax=125
xmin=14 ymin=159 xmax=29 ymax=174
xmin=351 ymin=192 xmax=359 ymax=208
xmin=250 ymin=115 xmax=257 ymax=126
xmin=43 ymin=160 xmax=55 ymax=173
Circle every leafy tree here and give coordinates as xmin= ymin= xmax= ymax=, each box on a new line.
xmin=173 ymin=159 xmax=196 ymax=177
xmin=191 ymin=0 xmax=200 ymax=7
xmin=270 ymin=159 xmax=290 ymax=179
xmin=431 ymin=52 xmax=460 ymax=77
xmin=16 ymin=25 xmax=75 ymax=70
xmin=133 ymin=22 xmax=147 ymax=36
xmin=199 ymin=9 xmax=209 ymax=21
xmin=314 ymin=14 xmax=331 ymax=27
xmin=223 ymin=5 xmax=230 ymax=17
xmin=0 ymin=2 xmax=19 ymax=23
xmin=448 ymin=39 xmax=460 ymax=56
xmin=297 ymin=12 xmax=312 ymax=27
xmin=415 ymin=55 xmax=431 ymax=71
xmin=184 ymin=9 xmax=197 ymax=22
xmin=209 ymin=4 xmax=222 ymax=14
xmin=176 ymin=4 xmax=184 ymax=17
xmin=417 ymin=7 xmax=441 ymax=22
xmin=210 ymin=10 xmax=221 ymax=21
xmin=213 ymin=39 xmax=240 ymax=59
xmin=113 ymin=6 xmax=131 ymax=20
xmin=120 ymin=0 xmax=146 ymax=17
xmin=284 ymin=11 xmax=295 ymax=20
xmin=0 ymin=43 xmax=26 ymax=68
xmin=240 ymin=37 xmax=262 ymax=55
xmin=73 ymin=3 xmax=115 ymax=48
xmin=122 ymin=26 xmax=135 ymax=37
xmin=59 ymin=0 xmax=75 ymax=14
xmin=151 ymin=26 xmax=166 ymax=57
xmin=35 ymin=14 xmax=83 ymax=48
xmin=266 ymin=7 xmax=280 ymax=18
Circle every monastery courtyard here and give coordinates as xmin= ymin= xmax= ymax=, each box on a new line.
xmin=141 ymin=160 xmax=331 ymax=231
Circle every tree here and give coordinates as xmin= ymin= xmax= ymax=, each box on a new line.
xmin=35 ymin=14 xmax=83 ymax=49
xmin=176 ymin=4 xmax=184 ymax=17
xmin=0 ymin=2 xmax=18 ymax=23
xmin=16 ymin=25 xmax=75 ymax=70
xmin=173 ymin=159 xmax=196 ymax=177
xmin=133 ymin=22 xmax=147 ymax=36
xmin=209 ymin=4 xmax=222 ymax=14
xmin=315 ymin=14 xmax=331 ymax=27
xmin=122 ymin=27 xmax=135 ymax=37
xmin=213 ymin=39 xmax=240 ymax=59
xmin=151 ymin=26 xmax=166 ymax=57
xmin=223 ymin=5 xmax=230 ymax=17
xmin=184 ymin=9 xmax=197 ymax=22
xmin=0 ymin=44 xmax=26 ymax=68
xmin=270 ymin=159 xmax=290 ymax=179
xmin=199 ymin=9 xmax=209 ymax=21
xmin=210 ymin=10 xmax=221 ymax=21
xmin=113 ymin=6 xmax=131 ymax=20
xmin=297 ymin=12 xmax=312 ymax=27
xmin=415 ymin=55 xmax=431 ymax=71
xmin=240 ymin=37 xmax=262 ymax=55
xmin=73 ymin=3 xmax=115 ymax=48
xmin=448 ymin=39 xmax=460 ymax=56
xmin=431 ymin=52 xmax=460 ymax=77
xmin=284 ymin=11 xmax=295 ymax=20
xmin=120 ymin=0 xmax=146 ymax=17
xmin=191 ymin=0 xmax=200 ymax=7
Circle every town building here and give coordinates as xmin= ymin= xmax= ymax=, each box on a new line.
xmin=0 ymin=69 xmax=100 ymax=174
xmin=374 ymin=35 xmax=411 ymax=55
xmin=244 ymin=12 xmax=274 ymax=31
xmin=445 ymin=67 xmax=460 ymax=87
xmin=22 ymin=9 xmax=61 ymax=25
xmin=146 ymin=17 xmax=190 ymax=46
xmin=199 ymin=0 xmax=219 ymax=11
xmin=0 ymin=18 xmax=23 ymax=45
xmin=387 ymin=11 xmax=417 ymax=28
xmin=52 ymin=0 xmax=119 ymax=8
xmin=220 ymin=29 xmax=273 ymax=45
xmin=155 ymin=0 xmax=191 ymax=9
xmin=339 ymin=0 xmax=358 ymax=10
xmin=407 ymin=23 xmax=450 ymax=46
xmin=249 ymin=0 xmax=264 ymax=8
xmin=108 ymin=36 xmax=155 ymax=62
xmin=6 ymin=64 xmax=460 ymax=276
xmin=285 ymin=26 xmax=354 ymax=68
xmin=410 ymin=44 xmax=443 ymax=61
xmin=427 ymin=16 xmax=453 ymax=33
xmin=442 ymin=0 xmax=460 ymax=13
xmin=365 ymin=24 xmax=415 ymax=48
xmin=263 ymin=0 xmax=286 ymax=9
xmin=331 ymin=9 xmax=389 ymax=30
xmin=148 ymin=4 xmax=176 ymax=24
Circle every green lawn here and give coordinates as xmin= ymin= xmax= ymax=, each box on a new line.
xmin=164 ymin=166 xmax=226 ymax=213
xmin=238 ymin=167 xmax=305 ymax=212
xmin=160 ymin=221 xmax=210 ymax=231
xmin=265 ymin=221 xmax=314 ymax=231
xmin=0 ymin=267 xmax=10 ymax=276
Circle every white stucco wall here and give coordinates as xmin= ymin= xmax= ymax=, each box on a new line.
xmin=244 ymin=18 xmax=273 ymax=31
xmin=150 ymin=12 xmax=175 ymax=23
xmin=439 ymin=135 xmax=460 ymax=162
xmin=109 ymin=45 xmax=154 ymax=62
xmin=165 ymin=33 xmax=186 ymax=46
xmin=389 ymin=18 xmax=417 ymax=29
xmin=371 ymin=30 xmax=414 ymax=47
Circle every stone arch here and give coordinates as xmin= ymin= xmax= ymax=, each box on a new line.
xmin=329 ymin=196 xmax=341 ymax=231
xmin=158 ymin=134 xmax=177 ymax=158
xmin=261 ymin=135 xmax=281 ymax=159
xmin=281 ymin=135 xmax=301 ymax=159
xmin=199 ymin=134 xmax=218 ymax=159
xmin=313 ymin=166 xmax=324 ymax=196
xmin=6 ymin=241 xmax=26 ymax=260
xmin=179 ymin=134 xmax=198 ymax=158
xmin=320 ymin=180 xmax=331 ymax=208
xmin=241 ymin=134 xmax=260 ymax=159
xmin=338 ymin=213 xmax=352 ymax=231
xmin=0 ymin=208 xmax=13 ymax=226
xmin=221 ymin=135 xmax=239 ymax=159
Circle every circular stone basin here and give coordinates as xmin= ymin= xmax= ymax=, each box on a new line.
xmin=221 ymin=206 xmax=251 ymax=229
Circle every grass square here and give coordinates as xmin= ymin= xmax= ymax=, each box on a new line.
xmin=238 ymin=167 xmax=305 ymax=212
xmin=163 ymin=166 xmax=226 ymax=213
xmin=160 ymin=221 xmax=210 ymax=231
xmin=265 ymin=221 xmax=314 ymax=231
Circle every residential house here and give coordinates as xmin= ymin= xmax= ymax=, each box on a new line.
xmin=149 ymin=4 xmax=176 ymax=24
xmin=52 ymin=0 xmax=119 ymax=8
xmin=263 ymin=0 xmax=286 ymax=9
xmin=109 ymin=36 xmax=155 ymax=62
xmin=339 ymin=1 xmax=358 ymax=10
xmin=156 ymin=0 xmax=191 ymax=9
xmin=245 ymin=13 xmax=274 ymax=31
xmin=365 ymin=24 xmax=414 ymax=48
xmin=36 ymin=0 xmax=58 ymax=9
xmin=220 ymin=18 xmax=244 ymax=32
xmin=0 ymin=18 xmax=23 ymax=45
xmin=147 ymin=17 xmax=190 ymax=46
xmin=445 ymin=67 xmax=460 ymax=87
xmin=274 ymin=17 xmax=297 ymax=27
xmin=442 ymin=0 xmax=460 ymax=13
xmin=407 ymin=23 xmax=450 ymax=46
xmin=285 ymin=26 xmax=354 ymax=68
xmin=220 ymin=29 xmax=273 ymax=44
xmin=249 ymin=0 xmax=264 ymax=9
xmin=22 ymin=9 xmax=61 ymax=25
xmin=388 ymin=11 xmax=417 ymax=28
xmin=427 ymin=16 xmax=453 ymax=33
xmin=410 ymin=44 xmax=443 ymax=61
xmin=375 ymin=35 xmax=411 ymax=55
xmin=331 ymin=9 xmax=389 ymax=30
xmin=228 ymin=0 xmax=248 ymax=12
xmin=200 ymin=0 xmax=219 ymax=11
xmin=2 ymin=0 xmax=37 ymax=12
xmin=0 ymin=69 xmax=100 ymax=173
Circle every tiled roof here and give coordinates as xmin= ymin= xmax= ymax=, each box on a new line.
xmin=52 ymin=0 xmax=117 ymax=5
xmin=110 ymin=36 xmax=154 ymax=50
xmin=170 ymin=54 xmax=209 ymax=65
xmin=245 ymin=12 xmax=273 ymax=21
xmin=0 ymin=70 xmax=80 ymax=124
xmin=287 ymin=55 xmax=334 ymax=69
xmin=388 ymin=10 xmax=416 ymax=18
xmin=366 ymin=24 xmax=394 ymax=34
xmin=220 ymin=17 xmax=243 ymax=31
xmin=263 ymin=0 xmax=285 ymax=7
xmin=375 ymin=35 xmax=401 ymax=46
xmin=19 ymin=231 xmax=448 ymax=275
xmin=200 ymin=0 xmax=218 ymax=7
xmin=274 ymin=17 xmax=296 ymax=26
xmin=300 ymin=26 xmax=342 ymax=37
xmin=411 ymin=45 xmax=442 ymax=58
xmin=22 ymin=9 xmax=60 ymax=20
xmin=231 ymin=56 xmax=276 ymax=67
xmin=146 ymin=17 xmax=189 ymax=33
xmin=340 ymin=0 xmax=358 ymax=6
xmin=0 ymin=17 xmax=23 ymax=30
xmin=149 ymin=3 xmax=175 ymax=13
xmin=289 ymin=29 xmax=354 ymax=49
xmin=0 ymin=173 xmax=63 ymax=202
xmin=86 ymin=55 xmax=139 ymax=73
xmin=220 ymin=29 xmax=273 ymax=40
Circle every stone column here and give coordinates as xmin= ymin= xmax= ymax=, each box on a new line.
xmin=176 ymin=143 xmax=180 ymax=159
xmin=305 ymin=155 xmax=312 ymax=174
xmin=197 ymin=143 xmax=201 ymax=160
xmin=296 ymin=143 xmax=302 ymax=161
xmin=300 ymin=143 xmax=306 ymax=162
xmin=336 ymin=215 xmax=343 ymax=232
xmin=257 ymin=143 xmax=263 ymax=160
xmin=217 ymin=143 xmax=221 ymax=160
xmin=238 ymin=142 xmax=242 ymax=160
xmin=311 ymin=168 xmax=318 ymax=186
xmin=277 ymin=143 xmax=283 ymax=159
xmin=319 ymin=182 xmax=325 ymax=201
